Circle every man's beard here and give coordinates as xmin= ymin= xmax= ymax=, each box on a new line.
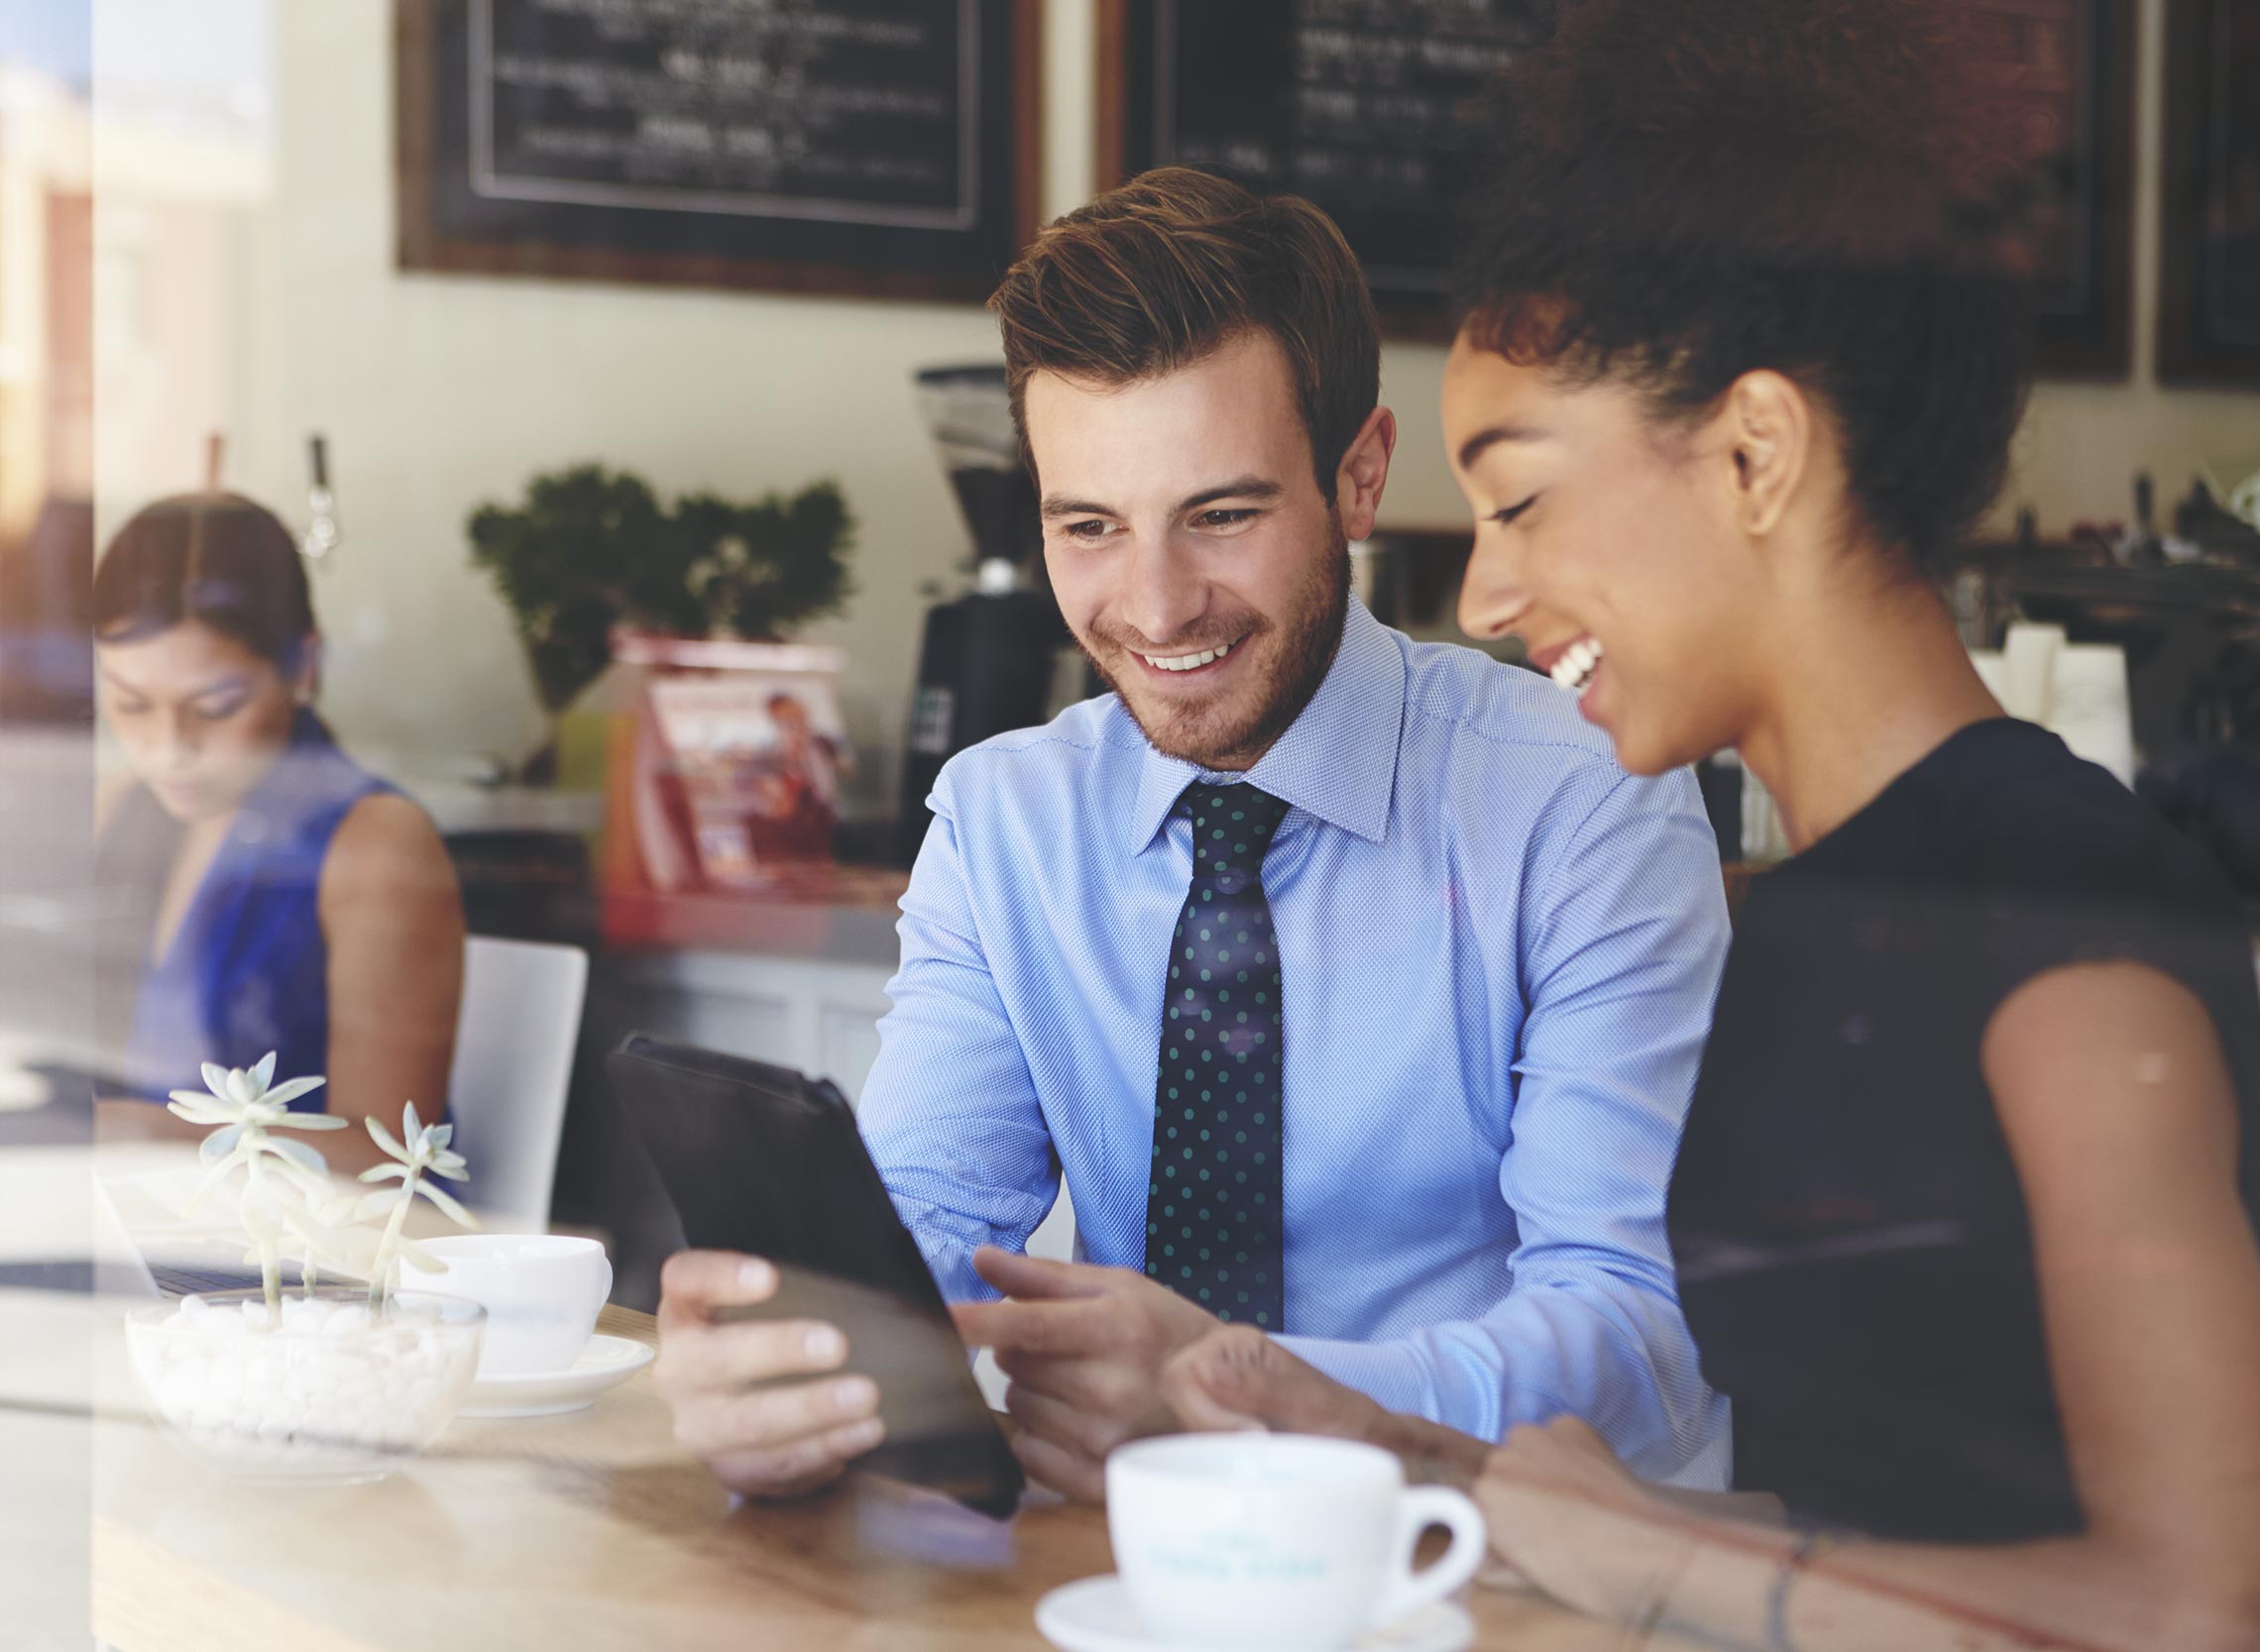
xmin=1084 ymin=525 xmax=1352 ymax=772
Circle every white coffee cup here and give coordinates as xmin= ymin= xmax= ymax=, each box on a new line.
xmin=1106 ymin=1433 xmax=1487 ymax=1650
xmin=417 ymin=1235 xmax=612 ymax=1377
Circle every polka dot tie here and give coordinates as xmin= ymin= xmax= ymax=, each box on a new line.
xmin=1146 ymin=781 xmax=1292 ymax=1331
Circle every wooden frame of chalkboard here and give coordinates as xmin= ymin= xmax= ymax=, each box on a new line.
xmin=2157 ymin=0 xmax=2260 ymax=385
xmin=396 ymin=0 xmax=1043 ymax=305
xmin=1096 ymin=0 xmax=2133 ymax=374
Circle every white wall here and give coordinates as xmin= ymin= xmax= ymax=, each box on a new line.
xmin=104 ymin=0 xmax=2256 ymax=799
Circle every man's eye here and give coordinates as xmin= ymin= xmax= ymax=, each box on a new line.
xmin=1194 ymin=508 xmax=1258 ymax=528
xmin=1060 ymin=519 xmax=1112 ymax=542
xmin=192 ymin=698 xmax=247 ymax=721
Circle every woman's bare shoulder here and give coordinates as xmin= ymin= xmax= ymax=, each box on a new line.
xmin=320 ymin=793 xmax=462 ymax=911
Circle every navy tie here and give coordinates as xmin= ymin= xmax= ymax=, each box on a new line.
xmin=1146 ymin=781 xmax=1291 ymax=1331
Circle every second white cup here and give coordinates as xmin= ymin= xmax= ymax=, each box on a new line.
xmin=1106 ymin=1433 xmax=1487 ymax=1650
xmin=417 ymin=1234 xmax=612 ymax=1378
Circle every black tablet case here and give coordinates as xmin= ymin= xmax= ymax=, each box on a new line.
xmin=607 ymin=1034 xmax=1023 ymax=1518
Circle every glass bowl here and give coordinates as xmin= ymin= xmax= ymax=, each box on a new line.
xmin=124 ymin=1287 xmax=487 ymax=1486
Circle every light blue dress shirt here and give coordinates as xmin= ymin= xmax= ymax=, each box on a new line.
xmin=859 ymin=599 xmax=1732 ymax=1480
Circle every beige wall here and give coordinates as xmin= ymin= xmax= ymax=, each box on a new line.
xmin=99 ymin=0 xmax=2258 ymax=801
xmin=194 ymin=0 xmax=1107 ymax=805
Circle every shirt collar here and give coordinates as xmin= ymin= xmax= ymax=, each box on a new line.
xmin=1125 ymin=597 xmax=1405 ymax=856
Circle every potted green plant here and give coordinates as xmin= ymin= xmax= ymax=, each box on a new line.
xmin=467 ymin=464 xmax=855 ymax=720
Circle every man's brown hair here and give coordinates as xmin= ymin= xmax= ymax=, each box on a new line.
xmin=989 ymin=167 xmax=1381 ymax=501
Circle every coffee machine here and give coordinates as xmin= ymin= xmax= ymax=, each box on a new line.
xmin=898 ymin=366 xmax=1079 ymax=864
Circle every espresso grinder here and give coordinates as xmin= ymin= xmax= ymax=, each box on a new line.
xmin=898 ymin=366 xmax=1079 ymax=864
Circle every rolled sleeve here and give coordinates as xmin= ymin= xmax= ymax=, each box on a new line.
xmin=856 ymin=784 xmax=1060 ymax=1304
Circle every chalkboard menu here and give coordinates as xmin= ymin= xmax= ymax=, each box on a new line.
xmin=1097 ymin=0 xmax=1555 ymax=337
xmin=398 ymin=0 xmax=1040 ymax=302
xmin=1101 ymin=0 xmax=2131 ymax=371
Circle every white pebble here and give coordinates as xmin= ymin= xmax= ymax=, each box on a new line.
xmin=133 ymin=1295 xmax=477 ymax=1480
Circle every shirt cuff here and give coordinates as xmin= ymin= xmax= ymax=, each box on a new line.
xmin=891 ymin=1201 xmax=1000 ymax=1303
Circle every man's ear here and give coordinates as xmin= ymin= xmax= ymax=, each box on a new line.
xmin=1332 ymin=406 xmax=1398 ymax=541
xmin=1717 ymin=371 xmax=1812 ymax=541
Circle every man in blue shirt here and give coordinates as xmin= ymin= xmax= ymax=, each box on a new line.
xmin=654 ymin=168 xmax=1729 ymax=1504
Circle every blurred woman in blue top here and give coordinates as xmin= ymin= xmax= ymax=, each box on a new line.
xmin=94 ymin=492 xmax=463 ymax=1169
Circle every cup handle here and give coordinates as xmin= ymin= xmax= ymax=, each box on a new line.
xmin=1370 ymin=1486 xmax=1488 ymax=1629
xmin=592 ymin=1255 xmax=615 ymax=1327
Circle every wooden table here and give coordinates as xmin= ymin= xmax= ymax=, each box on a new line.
xmin=88 ymin=1306 xmax=1697 ymax=1652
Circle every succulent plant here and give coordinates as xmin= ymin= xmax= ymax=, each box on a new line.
xmin=169 ymin=1054 xmax=347 ymax=1313
xmin=166 ymin=1056 xmax=479 ymax=1321
xmin=355 ymin=1102 xmax=481 ymax=1307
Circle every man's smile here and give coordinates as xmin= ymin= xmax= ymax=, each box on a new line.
xmin=1131 ymin=637 xmax=1245 ymax=679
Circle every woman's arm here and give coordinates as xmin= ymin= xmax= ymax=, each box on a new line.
xmin=1163 ymin=959 xmax=2260 ymax=1651
xmin=1158 ymin=1334 xmax=2158 ymax=1647
xmin=1470 ymin=959 xmax=2260 ymax=1652
xmin=1974 ymin=961 xmax=2260 ymax=1638
xmin=1466 ymin=1422 xmax=2237 ymax=1652
xmin=314 ymin=794 xmax=465 ymax=1176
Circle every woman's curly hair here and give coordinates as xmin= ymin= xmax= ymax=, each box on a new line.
xmin=1454 ymin=0 xmax=2037 ymax=575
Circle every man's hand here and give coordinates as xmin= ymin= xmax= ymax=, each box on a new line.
xmin=653 ymin=1250 xmax=884 ymax=1500
xmin=950 ymin=1246 xmax=1220 ymax=1502
xmin=1163 ymin=1325 xmax=1497 ymax=1496
xmin=1158 ymin=1323 xmax=1386 ymax=1436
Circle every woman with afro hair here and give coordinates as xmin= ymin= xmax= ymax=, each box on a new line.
xmin=1159 ymin=2 xmax=2260 ymax=1647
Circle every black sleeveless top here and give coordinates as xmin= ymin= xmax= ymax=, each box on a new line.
xmin=1667 ymin=719 xmax=2260 ymax=1541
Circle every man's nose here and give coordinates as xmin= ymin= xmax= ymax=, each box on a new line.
xmin=1458 ymin=533 xmax=1533 ymax=641
xmin=1118 ymin=536 xmax=1209 ymax=647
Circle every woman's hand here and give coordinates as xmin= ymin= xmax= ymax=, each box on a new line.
xmin=1486 ymin=1413 xmax=1655 ymax=1509
xmin=1475 ymin=1416 xmax=1693 ymax=1626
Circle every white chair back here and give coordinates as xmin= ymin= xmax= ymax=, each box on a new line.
xmin=445 ymin=936 xmax=589 ymax=1232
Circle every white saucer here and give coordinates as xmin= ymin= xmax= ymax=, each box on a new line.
xmin=456 ymin=1334 xmax=654 ymax=1418
xmin=1034 ymin=1575 xmax=1474 ymax=1652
